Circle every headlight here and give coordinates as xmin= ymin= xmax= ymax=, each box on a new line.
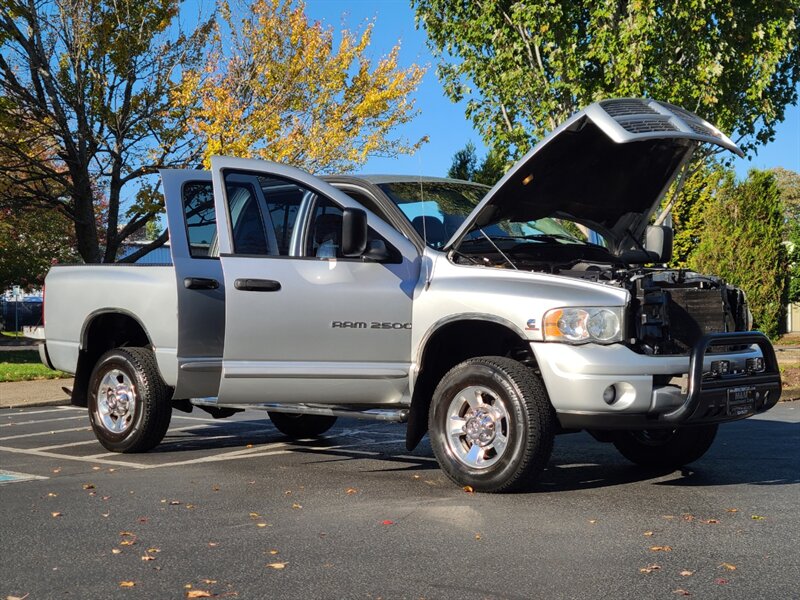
xmin=543 ymin=307 xmax=623 ymax=344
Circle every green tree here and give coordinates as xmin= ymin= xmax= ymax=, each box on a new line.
xmin=447 ymin=141 xmax=478 ymax=181
xmin=773 ymin=168 xmax=800 ymax=303
xmin=0 ymin=207 xmax=78 ymax=290
xmin=690 ymin=170 xmax=788 ymax=338
xmin=413 ymin=0 xmax=800 ymax=160
xmin=447 ymin=143 xmax=507 ymax=185
xmin=789 ymin=222 xmax=800 ymax=304
xmin=0 ymin=0 xmax=212 ymax=263
xmin=670 ymin=163 xmax=727 ymax=268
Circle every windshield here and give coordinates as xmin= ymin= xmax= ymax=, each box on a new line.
xmin=377 ymin=180 xmax=602 ymax=249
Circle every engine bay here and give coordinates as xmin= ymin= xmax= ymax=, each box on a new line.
xmin=451 ymin=242 xmax=750 ymax=355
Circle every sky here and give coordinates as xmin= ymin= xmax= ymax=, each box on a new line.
xmin=300 ymin=0 xmax=800 ymax=180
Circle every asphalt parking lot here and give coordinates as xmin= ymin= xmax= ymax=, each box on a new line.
xmin=1 ymin=402 xmax=798 ymax=599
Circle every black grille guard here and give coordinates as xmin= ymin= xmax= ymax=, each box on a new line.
xmin=658 ymin=332 xmax=782 ymax=424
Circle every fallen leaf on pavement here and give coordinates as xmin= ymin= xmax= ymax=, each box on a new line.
xmin=672 ymin=589 xmax=691 ymax=596
xmin=715 ymin=578 xmax=729 ymax=585
xmin=662 ymin=515 xmax=675 ymax=520
xmin=291 ymin=503 xmax=302 ymax=509
xmin=141 ymin=555 xmax=155 ymax=561
xmin=720 ymin=563 xmax=737 ymax=571
xmin=52 ymin=468 xmax=61 ymax=474
xmin=208 ymin=542 xmax=218 ymax=547
xmin=702 ymin=519 xmax=720 ymax=524
xmin=639 ymin=564 xmax=661 ymax=574
xmin=256 ymin=523 xmax=267 ymax=528
xmin=751 ymin=515 xmax=766 ymax=520
xmin=463 ymin=485 xmax=474 ymax=493
xmin=138 ymin=517 xmax=148 ymax=523
xmin=588 ymin=520 xmax=597 ymax=524
xmin=475 ymin=534 xmax=481 ymax=540
xmin=51 ymin=512 xmax=62 ymax=518
xmin=169 ymin=500 xmax=182 ymax=506
xmin=680 ymin=570 xmax=694 ymax=577
xmin=249 ymin=513 xmax=260 ymax=519
xmin=92 ymin=466 xmax=100 ymax=471
xmin=266 ymin=562 xmax=287 ymax=570
xmin=120 ymin=531 xmax=134 ymax=536
xmin=643 ymin=531 xmax=654 ymax=537
xmin=682 ymin=514 xmax=695 ymax=522
xmin=726 ymin=508 xmax=738 ymax=513
xmin=112 ymin=549 xmax=122 ymax=555
xmin=268 ymin=550 xmax=279 ymax=555
xmin=201 ymin=579 xmax=217 ymax=584
xmin=186 ymin=591 xmax=213 ymax=598
xmin=6 ymin=594 xmax=29 ymax=600
xmin=147 ymin=548 xmax=160 ymax=553
xmin=47 ymin=493 xmax=57 ymax=497
xmin=345 ymin=488 xmax=358 ymax=495
xmin=650 ymin=546 xmax=672 ymax=552
xmin=212 ymin=485 xmax=220 ymax=492
xmin=82 ymin=483 xmax=95 ymax=490
xmin=119 ymin=581 xmax=135 ymax=588
xmin=382 ymin=520 xmax=394 ymax=525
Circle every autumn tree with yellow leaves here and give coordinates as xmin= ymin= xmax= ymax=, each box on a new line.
xmin=180 ymin=0 xmax=426 ymax=173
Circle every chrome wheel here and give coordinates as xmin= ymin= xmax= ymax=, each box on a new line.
xmin=95 ymin=369 xmax=137 ymax=434
xmin=445 ymin=385 xmax=510 ymax=469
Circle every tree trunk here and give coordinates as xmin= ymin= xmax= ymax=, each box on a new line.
xmin=71 ymin=180 xmax=101 ymax=263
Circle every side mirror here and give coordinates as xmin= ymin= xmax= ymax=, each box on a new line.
xmin=341 ymin=208 xmax=368 ymax=257
xmin=645 ymin=225 xmax=673 ymax=263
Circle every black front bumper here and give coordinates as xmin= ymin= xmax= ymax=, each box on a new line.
xmin=557 ymin=332 xmax=782 ymax=431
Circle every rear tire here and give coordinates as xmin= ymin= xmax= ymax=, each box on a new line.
xmin=429 ymin=356 xmax=556 ymax=493
xmin=612 ymin=425 xmax=718 ymax=469
xmin=268 ymin=412 xmax=337 ymax=438
xmin=88 ymin=347 xmax=171 ymax=453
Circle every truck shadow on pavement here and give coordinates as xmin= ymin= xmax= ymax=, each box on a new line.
xmin=538 ymin=418 xmax=799 ymax=493
xmin=151 ymin=415 xmax=798 ymax=493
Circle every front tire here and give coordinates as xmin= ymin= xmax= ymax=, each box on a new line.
xmin=88 ymin=347 xmax=171 ymax=453
xmin=429 ymin=356 xmax=556 ymax=493
xmin=267 ymin=412 xmax=337 ymax=438
xmin=612 ymin=425 xmax=718 ymax=469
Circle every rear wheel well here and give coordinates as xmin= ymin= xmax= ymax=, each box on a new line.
xmin=405 ymin=320 xmax=536 ymax=450
xmin=71 ymin=313 xmax=153 ymax=407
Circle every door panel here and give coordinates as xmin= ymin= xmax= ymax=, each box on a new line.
xmin=210 ymin=157 xmax=420 ymax=405
xmin=162 ymin=170 xmax=225 ymax=398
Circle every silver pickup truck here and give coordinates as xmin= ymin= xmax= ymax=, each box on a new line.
xmin=41 ymin=98 xmax=781 ymax=492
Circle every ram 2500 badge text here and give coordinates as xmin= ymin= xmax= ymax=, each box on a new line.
xmin=41 ymin=98 xmax=781 ymax=492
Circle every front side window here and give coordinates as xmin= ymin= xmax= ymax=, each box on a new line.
xmin=223 ymin=172 xmax=309 ymax=256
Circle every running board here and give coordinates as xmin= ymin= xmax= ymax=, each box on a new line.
xmin=189 ymin=398 xmax=409 ymax=423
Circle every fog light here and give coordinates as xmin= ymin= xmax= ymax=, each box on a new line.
xmin=710 ymin=360 xmax=730 ymax=376
xmin=746 ymin=357 xmax=765 ymax=373
xmin=603 ymin=385 xmax=617 ymax=405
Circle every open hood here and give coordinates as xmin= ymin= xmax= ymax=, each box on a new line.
xmin=445 ymin=98 xmax=743 ymax=251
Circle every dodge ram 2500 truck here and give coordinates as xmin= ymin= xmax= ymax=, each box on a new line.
xmin=41 ymin=98 xmax=781 ymax=492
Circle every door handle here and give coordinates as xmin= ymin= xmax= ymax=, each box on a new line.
xmin=234 ymin=278 xmax=282 ymax=292
xmin=184 ymin=277 xmax=220 ymax=290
